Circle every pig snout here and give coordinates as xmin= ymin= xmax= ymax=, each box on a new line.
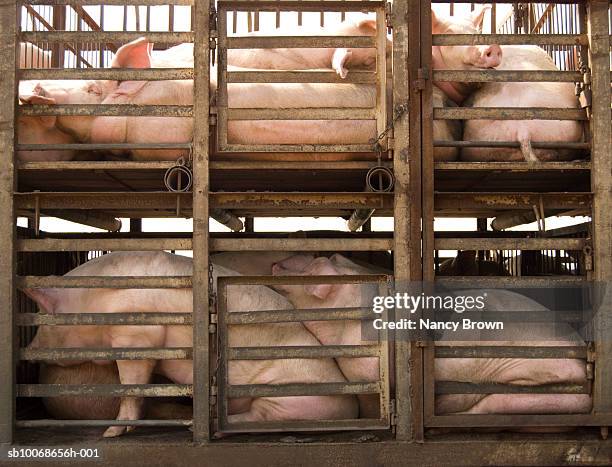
xmin=477 ymin=45 xmax=502 ymax=68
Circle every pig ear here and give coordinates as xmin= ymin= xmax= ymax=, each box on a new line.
xmin=304 ymin=283 xmax=334 ymax=300
xmin=470 ymin=5 xmax=491 ymax=31
xmin=355 ymin=18 xmax=376 ymax=35
xmin=19 ymin=95 xmax=57 ymax=128
xmin=22 ymin=288 xmax=60 ymax=313
xmin=112 ymin=37 xmax=153 ymax=69
xmin=303 ymin=258 xmax=341 ymax=300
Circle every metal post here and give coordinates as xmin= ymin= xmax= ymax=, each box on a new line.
xmin=587 ymin=0 xmax=612 ymax=418
xmin=192 ymin=0 xmax=211 ymax=443
xmin=130 ymin=218 xmax=142 ymax=233
xmin=0 ymin=0 xmax=17 ymax=445
xmin=51 ymin=6 xmax=65 ymax=68
xmin=392 ymin=0 xmax=421 ymax=441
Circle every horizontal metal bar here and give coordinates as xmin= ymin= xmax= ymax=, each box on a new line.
xmin=17 ymin=237 xmax=193 ymax=252
xmin=18 ymin=384 xmax=192 ymax=397
xmin=20 ymin=347 xmax=192 ymax=361
xmin=219 ymin=1 xmax=385 ymax=12
xmin=426 ymin=413 xmax=608 ymax=428
xmin=218 ymin=143 xmax=374 ymax=152
xmin=434 ymin=346 xmax=587 ymax=359
xmin=225 ymin=36 xmax=376 ymax=49
xmin=434 ymin=141 xmax=590 ymax=150
xmin=433 ymin=70 xmax=582 ymax=83
xmin=435 ymin=192 xmax=591 ymax=210
xmin=433 ymin=34 xmax=587 ymax=46
xmin=15 ymin=192 xmax=393 ymax=211
xmin=434 ymin=107 xmax=587 ymax=121
xmin=16 ymin=312 xmax=192 ymax=326
xmin=211 ymin=238 xmax=393 ymax=252
xmin=16 ymin=419 xmax=192 ymax=428
xmin=221 ymin=418 xmax=388 ymax=433
xmin=435 ymin=276 xmax=587 ymax=287
xmin=19 ymin=104 xmax=193 ymax=117
xmin=19 ymin=68 xmax=194 ymax=81
xmin=17 ymin=143 xmax=191 ymax=152
xmin=228 ymin=345 xmax=380 ymax=360
xmin=227 ymin=70 xmax=376 ymax=84
xmin=17 ymin=275 xmax=191 ymax=289
xmin=435 ymin=161 xmax=590 ymax=171
xmin=211 ymin=161 xmax=386 ymax=170
xmin=226 ymin=307 xmax=373 ymax=325
xmin=227 ymin=382 xmax=380 ymax=398
xmin=435 ymin=238 xmax=587 ymax=250
xmin=435 ymin=382 xmax=589 ymax=395
xmin=219 ymin=273 xmax=388 ymax=286
xmin=20 ymin=31 xmax=194 ymax=43
xmin=24 ymin=0 xmax=193 ymax=4
xmin=227 ymin=108 xmax=375 ymax=120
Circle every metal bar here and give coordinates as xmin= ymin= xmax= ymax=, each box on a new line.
xmin=588 ymin=0 xmax=612 ymax=418
xmin=19 ymin=68 xmax=195 ymax=80
xmin=435 ymin=276 xmax=586 ymax=287
xmin=19 ymin=104 xmax=193 ymax=117
xmin=435 ymin=382 xmax=589 ymax=394
xmin=16 ymin=419 xmax=192 ymax=427
xmin=432 ymin=34 xmax=587 ymax=46
xmin=434 ymin=107 xmax=587 ymax=120
xmin=218 ymin=1 xmax=385 ymax=12
xmin=435 ymin=192 xmax=591 ymax=210
xmin=433 ymin=69 xmax=582 ymax=82
xmin=20 ymin=31 xmax=194 ymax=43
xmin=210 ymin=192 xmax=393 ymax=210
xmin=0 ymin=0 xmax=17 ymax=445
xmin=16 ymin=312 xmax=193 ymax=326
xmin=227 ymin=70 xmax=376 ymax=84
xmin=225 ymin=36 xmax=376 ymax=49
xmin=192 ymin=0 xmax=211 ymax=443
xmin=391 ymin=0 xmax=420 ymax=441
xmin=434 ymin=141 xmax=590 ymax=150
xmin=222 ymin=418 xmax=388 ymax=433
xmin=434 ymin=161 xmax=590 ymax=169
xmin=16 ymin=276 xmax=191 ymax=288
xmin=226 ymin=307 xmax=372 ymax=325
xmin=218 ymin=274 xmax=388 ymax=287
xmin=226 ymin=108 xmax=376 ymax=120
xmin=17 ymin=384 xmax=192 ymax=397
xmin=435 ymin=238 xmax=587 ymax=250
xmin=218 ymin=143 xmax=374 ymax=152
xmin=24 ymin=0 xmax=195 ymax=5
xmin=434 ymin=346 xmax=587 ymax=359
xmin=20 ymin=347 xmax=192 ymax=361
xmin=17 ymin=143 xmax=192 ymax=152
xmin=228 ymin=345 xmax=380 ymax=360
xmin=227 ymin=382 xmax=380 ymax=398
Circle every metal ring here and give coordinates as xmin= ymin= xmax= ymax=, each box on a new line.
xmin=164 ymin=165 xmax=193 ymax=193
xmin=366 ymin=166 xmax=394 ymax=193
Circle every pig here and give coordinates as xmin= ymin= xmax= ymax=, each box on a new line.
xmin=431 ymin=7 xmax=503 ymax=104
xmin=432 ymin=86 xmax=462 ymax=161
xmin=272 ymin=253 xmax=591 ymax=418
xmin=23 ymin=251 xmax=357 ymax=438
xmin=227 ymin=17 xmax=388 ymax=79
xmin=461 ymin=45 xmax=583 ymax=162
xmin=438 ymin=250 xmax=509 ymax=276
xmin=19 ymin=42 xmax=51 ymax=69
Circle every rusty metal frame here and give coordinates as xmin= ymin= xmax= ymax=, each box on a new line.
xmin=215 ymin=1 xmax=388 ymax=153
xmin=215 ymin=274 xmax=391 ymax=434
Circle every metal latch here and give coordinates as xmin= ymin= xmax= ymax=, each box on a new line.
xmin=583 ymin=245 xmax=593 ymax=271
xmin=385 ymin=2 xmax=393 ymax=33
xmin=412 ymin=68 xmax=428 ymax=92
xmin=389 ymin=399 xmax=397 ymax=426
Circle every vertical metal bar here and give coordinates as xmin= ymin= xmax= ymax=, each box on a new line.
xmin=375 ymin=9 xmax=387 ymax=142
xmin=587 ymin=0 xmax=612 ymax=417
xmin=99 ymin=5 xmax=104 ymax=67
xmin=392 ymin=0 xmax=420 ymax=441
xmin=217 ymin=281 xmax=228 ymax=431
xmin=130 ymin=218 xmax=142 ymax=233
xmin=192 ymin=0 xmax=211 ymax=443
xmin=0 ymin=0 xmax=17 ymax=445
xmin=244 ymin=217 xmax=254 ymax=233
xmin=217 ymin=9 xmax=228 ymax=150
xmin=420 ymin=0 xmax=435 ymax=438
xmin=169 ymin=4 xmax=174 ymax=32
xmin=51 ymin=5 xmax=64 ymax=67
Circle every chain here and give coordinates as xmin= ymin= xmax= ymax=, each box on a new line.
xmin=370 ymin=103 xmax=408 ymax=153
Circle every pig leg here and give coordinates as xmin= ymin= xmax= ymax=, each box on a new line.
xmin=331 ymin=48 xmax=352 ymax=78
xmin=102 ymin=359 xmax=157 ymax=438
xmin=518 ymin=133 xmax=540 ymax=163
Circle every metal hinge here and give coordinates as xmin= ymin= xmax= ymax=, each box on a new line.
xmin=412 ymin=67 xmax=428 ymax=92
xmin=385 ymin=2 xmax=393 ymax=33
xmin=210 ymin=380 xmax=218 ymax=406
xmin=389 ymin=399 xmax=397 ymax=427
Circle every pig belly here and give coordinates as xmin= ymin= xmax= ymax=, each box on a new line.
xmin=228 ymin=120 xmax=376 ymax=145
xmin=228 ymin=48 xmax=333 ymax=71
xmin=435 ymin=357 xmax=591 ymax=415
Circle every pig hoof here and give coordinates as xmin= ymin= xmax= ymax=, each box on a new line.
xmin=103 ymin=425 xmax=130 ymax=438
